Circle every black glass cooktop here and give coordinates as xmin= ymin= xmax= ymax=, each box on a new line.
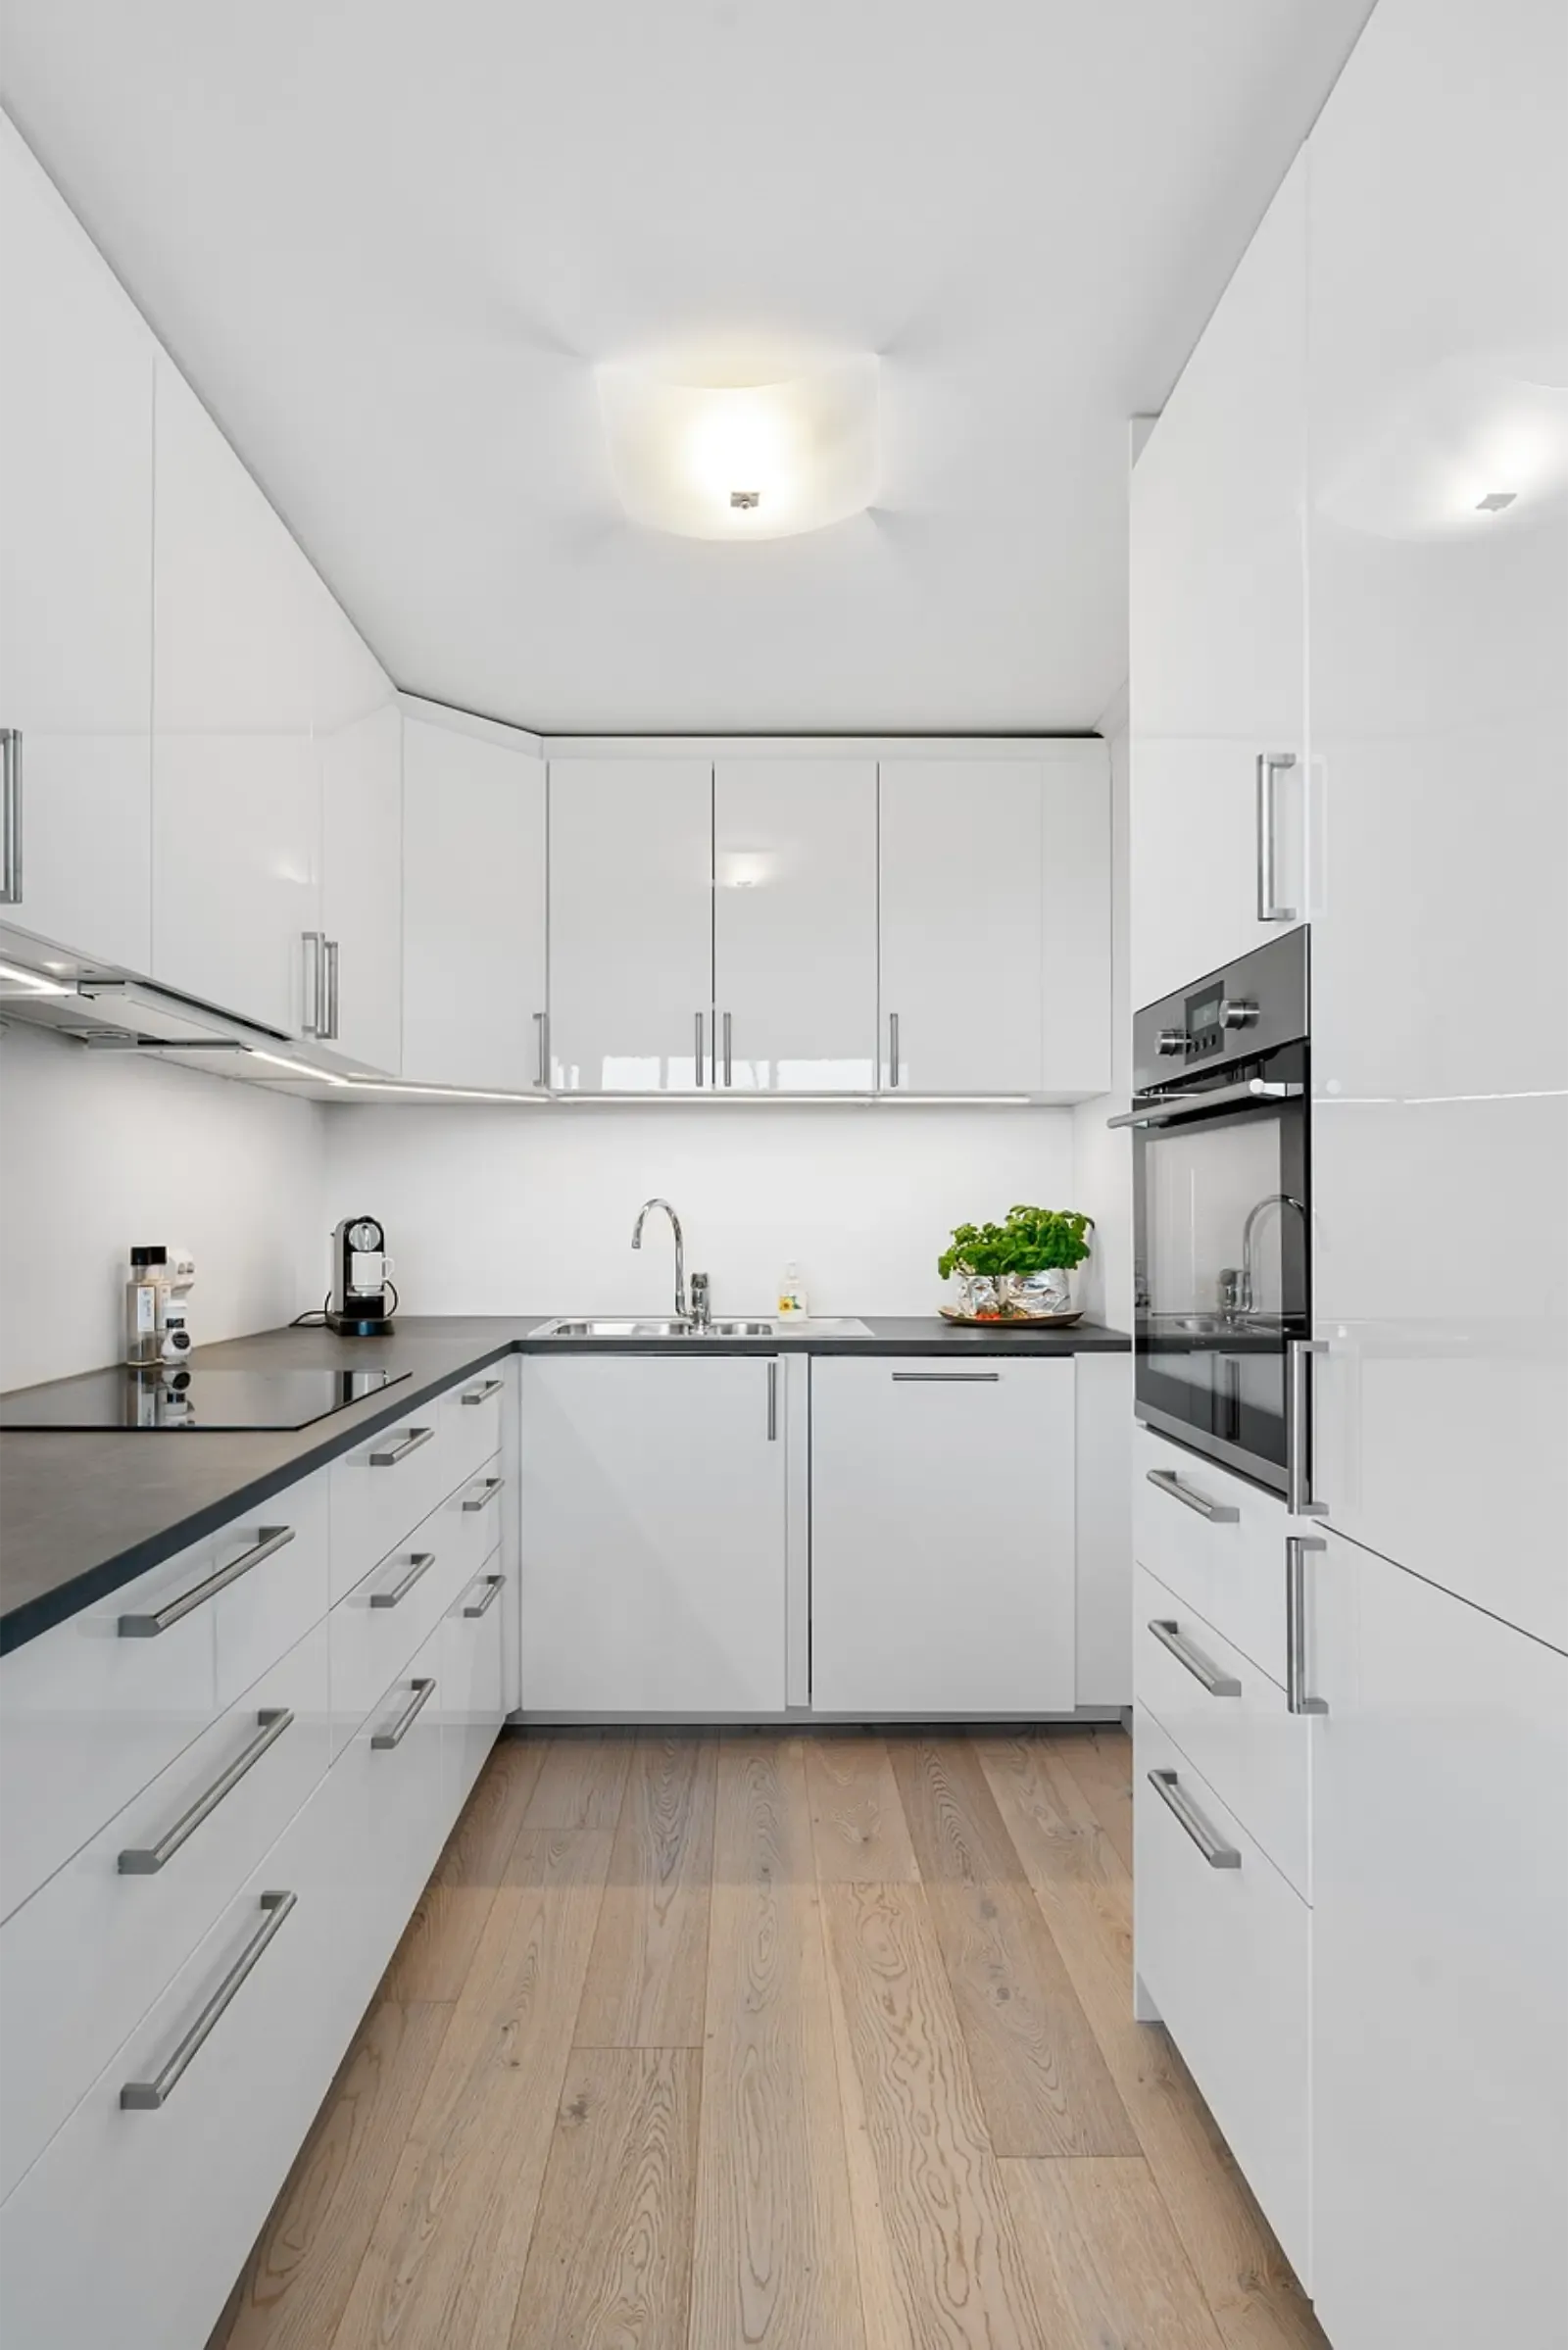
xmin=0 ymin=1366 xmax=411 ymax=1433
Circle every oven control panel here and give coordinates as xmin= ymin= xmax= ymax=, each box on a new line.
xmin=1132 ymin=930 xmax=1307 ymax=1094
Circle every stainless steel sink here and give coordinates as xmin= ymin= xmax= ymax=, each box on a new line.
xmin=535 ymin=1316 xmax=783 ymax=1340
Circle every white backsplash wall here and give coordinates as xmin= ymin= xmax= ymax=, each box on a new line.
xmin=0 ymin=1025 xmax=328 ymax=1390
xmin=324 ymin=1102 xmax=1083 ymax=1318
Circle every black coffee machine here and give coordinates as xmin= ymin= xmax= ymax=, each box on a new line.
xmin=327 ymin=1216 xmax=397 ymax=1336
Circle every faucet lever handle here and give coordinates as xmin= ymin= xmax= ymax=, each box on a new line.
xmin=689 ymin=1271 xmax=711 ymax=1328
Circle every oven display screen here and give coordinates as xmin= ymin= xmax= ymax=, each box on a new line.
xmin=1188 ymin=985 xmax=1223 ymax=1035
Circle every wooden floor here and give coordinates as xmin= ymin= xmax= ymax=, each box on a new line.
xmin=213 ymin=1727 xmax=1326 ymax=2350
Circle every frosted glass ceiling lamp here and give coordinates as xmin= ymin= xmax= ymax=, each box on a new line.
xmin=599 ymin=356 xmax=878 ymax=540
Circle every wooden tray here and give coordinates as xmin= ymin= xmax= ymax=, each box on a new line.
xmin=937 ymin=1305 xmax=1084 ymax=1329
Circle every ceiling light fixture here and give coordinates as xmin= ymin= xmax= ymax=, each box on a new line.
xmin=598 ymin=353 xmax=879 ymax=541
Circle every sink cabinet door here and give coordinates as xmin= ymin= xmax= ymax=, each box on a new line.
xmin=517 ymin=1355 xmax=787 ymax=1712
xmin=809 ymin=1356 xmax=1077 ymax=1715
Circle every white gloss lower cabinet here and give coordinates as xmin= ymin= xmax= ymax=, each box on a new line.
xmin=810 ymin=1358 xmax=1076 ymax=1715
xmin=1310 ymin=1530 xmax=1568 ymax=2350
xmin=442 ymin=1554 xmax=508 ymax=1808
xmin=402 ymin=712 xmax=546 ymax=1090
xmin=518 ymin=1354 xmax=787 ymax=1712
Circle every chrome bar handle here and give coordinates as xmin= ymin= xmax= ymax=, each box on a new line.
xmin=372 ymin=1676 xmax=435 ymax=1749
xmin=121 ymin=1890 xmax=296 ymax=2107
xmin=1255 ymin=751 xmax=1298 ymax=923
xmin=464 ymin=1572 xmax=505 ymax=1618
xmin=462 ymin=1376 xmax=506 ymax=1404
xmin=0 ymin=727 xmax=22 ymax=904
xmin=322 ymin=938 xmax=341 ymax=1040
xmin=1145 ymin=1467 xmax=1239 ymax=1523
xmin=534 ymin=1010 xmax=549 ymax=1088
xmin=695 ymin=1010 xmax=705 ymax=1086
xmin=723 ymin=1010 xmax=733 ymax=1087
xmin=119 ymin=1710 xmax=294 ymax=1874
xmin=1286 ymin=1536 xmax=1330 ymax=1716
xmin=766 ymin=1360 xmax=778 ymax=1441
xmin=888 ymin=1010 xmax=901 ymax=1088
xmin=300 ymin=930 xmax=326 ymax=1036
xmin=462 ymin=1475 xmax=505 ymax=1513
xmin=370 ymin=1550 xmax=435 ymax=1609
xmin=893 ymin=1371 xmax=1001 ymax=1383
xmin=1147 ymin=1620 xmax=1241 ymax=1697
xmin=1147 ymin=1769 xmax=1241 ymax=1868
xmin=368 ymin=1425 xmax=435 ymax=1468
xmin=1286 ymin=1338 xmax=1328 ymax=1517
xmin=120 ymin=1527 xmax=296 ymax=1638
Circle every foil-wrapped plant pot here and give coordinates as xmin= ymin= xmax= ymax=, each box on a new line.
xmin=955 ymin=1270 xmax=1075 ymax=1320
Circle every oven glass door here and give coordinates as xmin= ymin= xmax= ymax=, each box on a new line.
xmin=1133 ymin=1088 xmax=1309 ymax=1492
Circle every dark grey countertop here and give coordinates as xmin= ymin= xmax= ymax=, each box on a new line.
xmin=0 ymin=1312 xmax=1127 ymax=1654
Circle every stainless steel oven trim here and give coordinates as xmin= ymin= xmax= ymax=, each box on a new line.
xmin=1107 ymin=1077 xmax=1302 ymax=1131
xmin=1136 ymin=1404 xmax=1290 ymax=1499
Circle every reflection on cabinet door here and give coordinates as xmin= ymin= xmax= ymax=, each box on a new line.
xmin=1311 ymin=1529 xmax=1568 ymax=2350
xmin=548 ymin=758 xmax=713 ymax=1093
xmin=1128 ymin=154 xmax=1306 ymax=1011
xmin=1305 ymin=0 xmax=1568 ymax=1649
xmin=712 ymin=759 xmax=876 ymax=1092
xmin=318 ymin=654 xmax=402 ymax=1075
xmin=0 ymin=122 xmax=155 ymax=970
xmin=151 ymin=363 xmax=320 ymax=1035
xmin=402 ymin=714 xmax=545 ymax=1091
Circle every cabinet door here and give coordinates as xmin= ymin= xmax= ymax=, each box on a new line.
xmin=1312 ymin=1528 xmax=1568 ymax=2350
xmin=1129 ymin=154 xmax=1306 ymax=1011
xmin=316 ymin=597 xmax=401 ymax=1074
xmin=1305 ymin=0 xmax=1568 ymax=1648
xmin=548 ymin=758 xmax=712 ymax=1093
xmin=0 ymin=122 xmax=154 ymax=970
xmin=712 ymin=758 xmax=876 ymax=1092
xmin=151 ymin=363 xmax=320 ymax=1035
xmin=810 ymin=1357 xmax=1076 ymax=1713
xmin=401 ymin=713 xmax=546 ymax=1090
xmin=517 ymin=1355 xmax=787 ymax=1712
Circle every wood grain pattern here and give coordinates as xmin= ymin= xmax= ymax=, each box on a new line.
xmin=576 ymin=1736 xmax=716 ymax=2048
xmin=385 ymin=1737 xmax=545 ymax=2002
xmin=978 ymin=1737 xmax=1327 ymax=2350
xmin=223 ymin=1998 xmax=453 ymax=2350
xmin=331 ymin=1828 xmax=613 ymax=2350
xmin=1002 ymin=2156 xmax=1226 ymax=2350
xmin=520 ymin=1728 xmax=634 ymax=1833
xmin=1054 ymin=1726 xmax=1135 ymax=1876
xmin=822 ymin=1879 xmax=1046 ymax=2348
xmin=806 ymin=1735 xmax=919 ymax=1884
xmin=689 ymin=1737 xmax=865 ymax=2349
xmin=890 ymin=1738 xmax=1136 ymax=2160
xmin=509 ymin=2048 xmax=700 ymax=2349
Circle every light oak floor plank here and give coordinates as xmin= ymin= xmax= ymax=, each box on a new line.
xmin=218 ymin=1997 xmax=453 ymax=2350
xmin=978 ymin=1735 xmax=1327 ymax=2350
xmin=822 ymin=1879 xmax=1047 ymax=2349
xmin=384 ymin=1736 xmax=546 ymax=2002
xmin=807 ymin=1733 xmax=920 ymax=1885
xmin=1002 ymin=2155 xmax=1227 ymax=2350
xmin=520 ymin=1727 xmax=635 ymax=1832
xmin=509 ymin=2047 xmax=701 ymax=2349
xmin=890 ymin=1737 xmax=1137 ymax=2160
xmin=576 ymin=1734 xmax=717 ymax=2049
xmin=689 ymin=1736 xmax=865 ymax=2350
xmin=330 ymin=1825 xmax=614 ymax=2350
xmin=1052 ymin=1726 xmax=1135 ymax=1876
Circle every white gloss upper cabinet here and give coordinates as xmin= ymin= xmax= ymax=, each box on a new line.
xmin=1305 ymin=0 xmax=1568 ymax=1649
xmin=1310 ymin=1527 xmax=1568 ymax=2350
xmin=1128 ymin=153 xmax=1306 ymax=1013
xmin=313 ymin=599 xmax=401 ymax=1075
xmin=151 ymin=363 xmax=320 ymax=1036
xmin=0 ymin=121 xmax=155 ymax=971
xmin=548 ymin=758 xmax=713 ymax=1093
xmin=402 ymin=713 xmax=546 ymax=1091
xmin=878 ymin=753 xmax=1109 ymax=1096
xmin=712 ymin=759 xmax=876 ymax=1092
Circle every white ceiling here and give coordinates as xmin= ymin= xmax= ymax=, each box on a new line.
xmin=1 ymin=1 xmax=1374 ymax=733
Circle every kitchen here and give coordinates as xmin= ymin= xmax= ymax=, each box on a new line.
xmin=0 ymin=0 xmax=1563 ymax=2343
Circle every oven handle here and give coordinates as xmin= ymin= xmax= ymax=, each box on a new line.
xmin=1106 ymin=1079 xmax=1302 ymax=1130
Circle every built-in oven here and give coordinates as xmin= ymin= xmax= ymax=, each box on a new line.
xmin=1114 ymin=929 xmax=1311 ymax=1498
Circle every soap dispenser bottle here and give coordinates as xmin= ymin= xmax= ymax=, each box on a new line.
xmin=777 ymin=1261 xmax=808 ymax=1319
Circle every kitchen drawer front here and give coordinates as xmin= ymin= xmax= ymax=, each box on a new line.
xmin=1134 ymin=1563 xmax=1309 ymax=1899
xmin=328 ymin=1375 xmax=506 ymax=1601
xmin=328 ymin=1451 xmax=502 ymax=1752
xmin=1133 ymin=1424 xmax=1287 ymax=1686
xmin=0 ymin=1469 xmax=329 ymax=1925
xmin=1134 ymin=1704 xmax=1309 ymax=2281
xmin=442 ymin=1544 xmax=508 ymax=1812
xmin=449 ymin=1363 xmax=509 ymax=1477
xmin=0 ymin=1731 xmax=393 ymax=2350
xmin=329 ymin=1620 xmax=454 ymax=1970
xmin=0 ymin=1618 xmax=330 ymax=2205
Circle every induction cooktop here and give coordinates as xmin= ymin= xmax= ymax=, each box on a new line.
xmin=0 ymin=1366 xmax=412 ymax=1432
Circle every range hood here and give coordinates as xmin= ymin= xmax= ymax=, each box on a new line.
xmin=0 ymin=969 xmax=273 ymax=1053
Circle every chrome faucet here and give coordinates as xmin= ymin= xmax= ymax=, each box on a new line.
xmin=1225 ymin=1193 xmax=1306 ymax=1316
xmin=631 ymin=1198 xmax=689 ymax=1322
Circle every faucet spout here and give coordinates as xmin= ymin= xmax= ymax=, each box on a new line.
xmin=1237 ymin=1192 xmax=1306 ymax=1315
xmin=631 ymin=1198 xmax=687 ymax=1322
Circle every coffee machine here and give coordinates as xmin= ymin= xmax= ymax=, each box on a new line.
xmin=327 ymin=1216 xmax=397 ymax=1336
